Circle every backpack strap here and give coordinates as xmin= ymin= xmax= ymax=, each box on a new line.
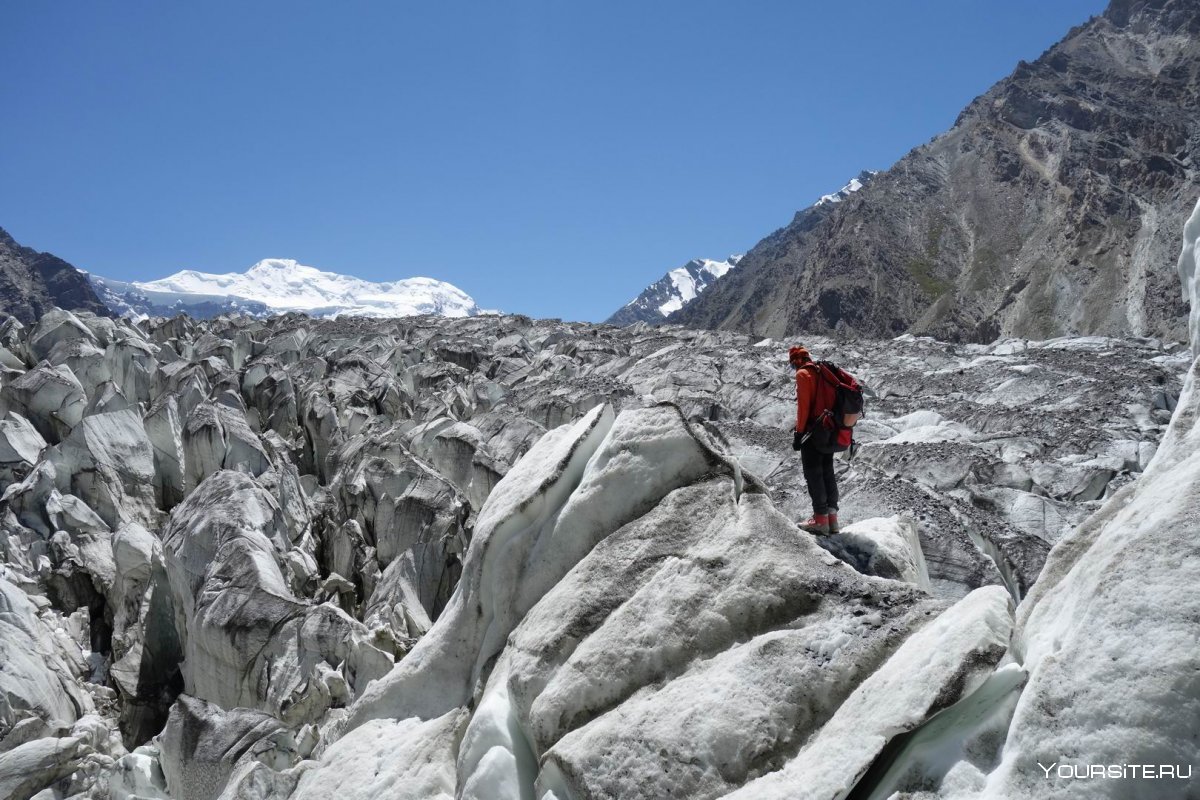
xmin=816 ymin=360 xmax=851 ymax=389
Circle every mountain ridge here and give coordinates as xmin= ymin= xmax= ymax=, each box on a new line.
xmin=608 ymin=171 xmax=877 ymax=326
xmin=91 ymin=258 xmax=484 ymax=320
xmin=670 ymin=0 xmax=1199 ymax=342
xmin=0 ymin=227 xmax=109 ymax=324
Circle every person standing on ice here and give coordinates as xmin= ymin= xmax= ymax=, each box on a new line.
xmin=789 ymin=345 xmax=863 ymax=535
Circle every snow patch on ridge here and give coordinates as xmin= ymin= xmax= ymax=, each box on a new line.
xmin=815 ymin=169 xmax=880 ymax=206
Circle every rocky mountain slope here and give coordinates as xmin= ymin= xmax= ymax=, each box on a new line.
xmin=0 ymin=228 xmax=109 ymax=325
xmin=0 ymin=271 xmax=1189 ymax=797
xmin=672 ymin=0 xmax=1200 ymax=343
xmin=91 ymin=258 xmax=483 ymax=320
xmin=606 ymin=255 xmax=742 ymax=325
xmin=608 ymin=172 xmax=877 ymax=327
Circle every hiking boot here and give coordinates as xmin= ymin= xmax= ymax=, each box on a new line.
xmin=828 ymin=512 xmax=840 ymax=534
xmin=800 ymin=514 xmax=830 ymax=535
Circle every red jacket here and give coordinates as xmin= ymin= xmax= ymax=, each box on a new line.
xmin=795 ymin=365 xmax=817 ymax=432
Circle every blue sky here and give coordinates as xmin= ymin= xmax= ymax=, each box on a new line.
xmin=2 ymin=1 xmax=1106 ymax=321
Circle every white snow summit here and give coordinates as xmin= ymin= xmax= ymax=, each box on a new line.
xmin=97 ymin=258 xmax=482 ymax=320
xmin=605 ymin=255 xmax=743 ymax=325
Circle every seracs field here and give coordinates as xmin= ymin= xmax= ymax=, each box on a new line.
xmin=0 ymin=193 xmax=1196 ymax=797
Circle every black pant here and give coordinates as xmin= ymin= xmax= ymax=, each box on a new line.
xmin=800 ymin=443 xmax=838 ymax=515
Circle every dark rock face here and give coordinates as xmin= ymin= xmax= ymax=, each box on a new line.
xmin=0 ymin=228 xmax=109 ymax=324
xmin=673 ymin=0 xmax=1200 ymax=342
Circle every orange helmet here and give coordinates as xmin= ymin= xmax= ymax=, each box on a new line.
xmin=788 ymin=346 xmax=811 ymax=366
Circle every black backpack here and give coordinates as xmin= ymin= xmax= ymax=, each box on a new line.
xmin=820 ymin=361 xmax=864 ymax=429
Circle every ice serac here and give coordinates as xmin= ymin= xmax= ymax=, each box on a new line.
xmin=49 ymin=408 xmax=159 ymax=530
xmin=291 ymin=711 xmax=465 ymax=800
xmin=724 ymin=585 xmax=1012 ymax=800
xmin=339 ymin=403 xmax=616 ymax=729
xmin=0 ymin=362 xmax=87 ymax=444
xmin=0 ymin=577 xmax=91 ymax=733
xmin=28 ymin=308 xmax=99 ymax=363
xmin=507 ymin=485 xmax=943 ymax=800
xmin=0 ymin=734 xmax=90 ymax=800
xmin=156 ymin=695 xmax=296 ymax=800
xmin=182 ymin=401 xmax=271 ymax=491
xmin=0 ymin=412 xmax=45 ymax=489
xmin=144 ymin=394 xmax=186 ymax=509
xmin=974 ymin=195 xmax=1200 ymax=799
xmin=816 ymin=515 xmax=931 ymax=587
xmin=338 ymin=403 xmax=872 ymax=797
xmin=107 ymin=522 xmax=182 ymax=746
xmin=162 ymin=470 xmax=390 ymax=725
xmin=328 ymin=422 xmax=468 ymax=625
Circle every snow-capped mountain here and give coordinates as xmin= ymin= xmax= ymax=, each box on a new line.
xmin=89 ymin=258 xmax=484 ymax=320
xmin=605 ymin=255 xmax=742 ymax=326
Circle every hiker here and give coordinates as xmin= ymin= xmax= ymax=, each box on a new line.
xmin=789 ymin=346 xmax=863 ymax=535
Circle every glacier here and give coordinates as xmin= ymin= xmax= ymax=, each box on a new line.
xmin=954 ymin=196 xmax=1200 ymax=800
xmin=0 ymin=203 xmax=1194 ymax=798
